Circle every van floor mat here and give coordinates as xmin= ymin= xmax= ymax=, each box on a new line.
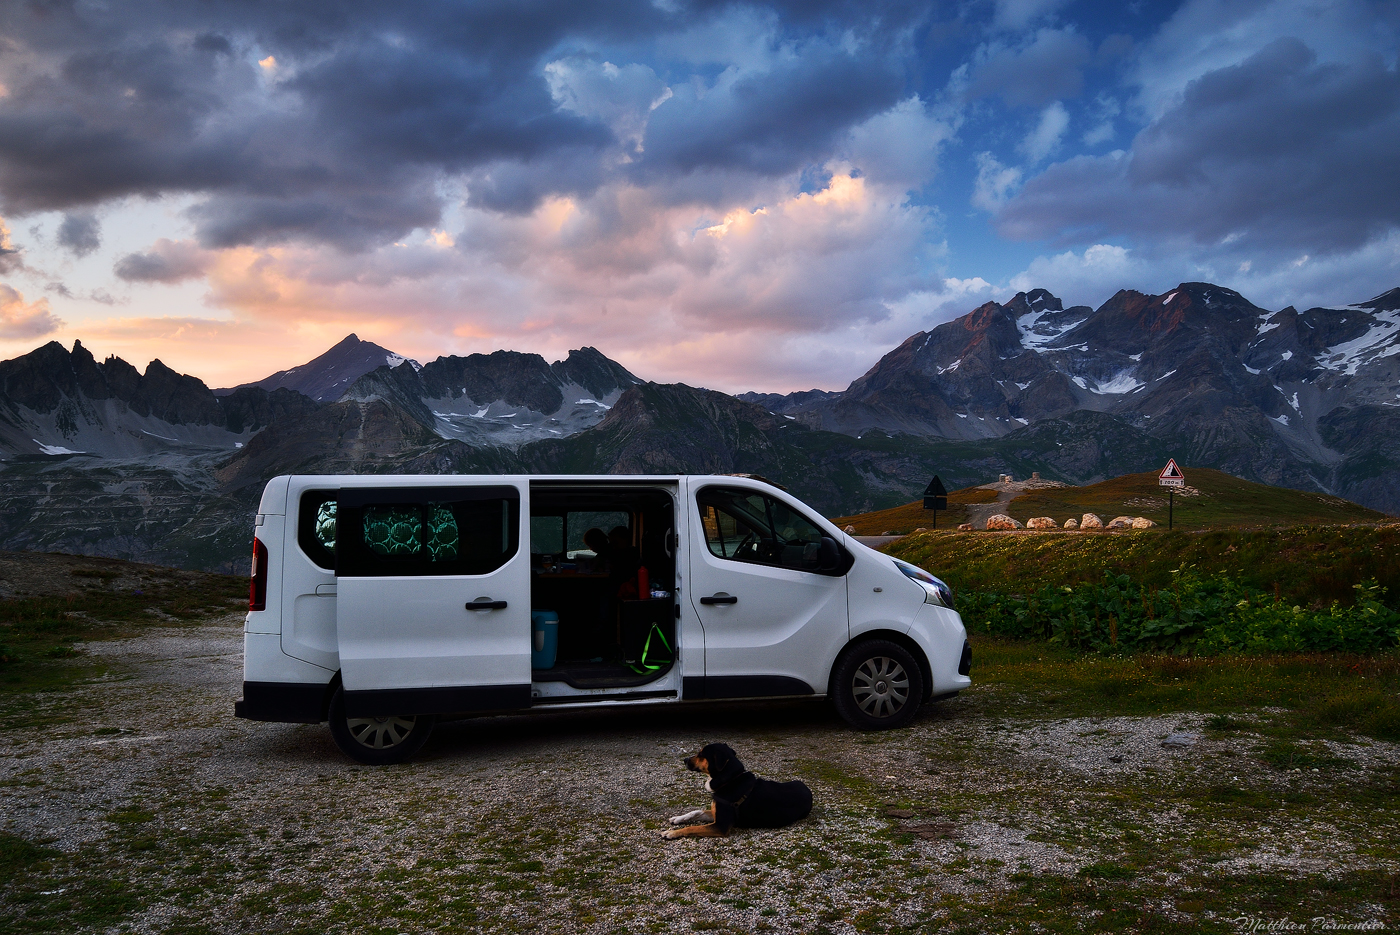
xmin=531 ymin=660 xmax=672 ymax=690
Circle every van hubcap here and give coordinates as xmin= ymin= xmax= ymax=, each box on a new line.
xmin=346 ymin=715 xmax=417 ymax=749
xmin=852 ymin=657 xmax=910 ymax=719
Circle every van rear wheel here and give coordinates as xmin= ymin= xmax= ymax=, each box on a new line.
xmin=832 ymin=640 xmax=924 ymax=731
xmin=327 ymin=687 xmax=435 ymax=765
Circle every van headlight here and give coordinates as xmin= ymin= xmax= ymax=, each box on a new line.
xmin=893 ymin=559 xmax=955 ymax=609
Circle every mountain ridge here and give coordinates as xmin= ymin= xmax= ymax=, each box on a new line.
xmin=1 ymin=280 xmax=1396 ymax=572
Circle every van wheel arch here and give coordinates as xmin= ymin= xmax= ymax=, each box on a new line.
xmin=830 ymin=631 xmax=933 ymax=703
xmin=321 ymin=672 xmax=342 ymax=722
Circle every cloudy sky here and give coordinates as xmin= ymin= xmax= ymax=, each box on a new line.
xmin=0 ymin=0 xmax=1396 ymax=392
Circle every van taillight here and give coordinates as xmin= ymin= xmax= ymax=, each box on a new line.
xmin=249 ymin=537 xmax=269 ymax=611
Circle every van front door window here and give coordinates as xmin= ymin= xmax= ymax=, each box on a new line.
xmin=697 ymin=488 xmax=826 ymax=572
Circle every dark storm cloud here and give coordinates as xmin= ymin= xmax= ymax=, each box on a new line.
xmin=967 ymin=28 xmax=1091 ymax=107
xmin=57 ymin=212 xmax=101 ymax=256
xmin=996 ymin=38 xmax=1400 ymax=254
xmin=114 ymin=239 xmax=210 ymax=283
xmin=637 ymin=45 xmax=906 ymax=178
xmin=0 ymin=1 xmax=929 ymax=250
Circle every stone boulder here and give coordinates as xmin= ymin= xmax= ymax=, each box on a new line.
xmin=913 ymin=527 xmax=928 ymax=533
xmin=985 ymin=514 xmax=1024 ymax=530
xmin=1063 ymin=518 xmax=1079 ymax=529
xmin=1131 ymin=516 xmax=1157 ymax=529
xmin=1080 ymin=513 xmax=1104 ymax=529
xmin=1106 ymin=515 xmax=1135 ymax=529
xmin=844 ymin=525 xmax=856 ymax=534
xmin=1026 ymin=516 xmax=1058 ymax=529
xmin=957 ymin=523 xmax=973 ymax=531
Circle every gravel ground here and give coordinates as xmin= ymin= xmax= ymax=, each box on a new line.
xmin=2 ymin=617 xmax=1398 ymax=934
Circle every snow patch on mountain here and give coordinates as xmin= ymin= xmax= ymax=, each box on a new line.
xmin=1315 ymin=310 xmax=1400 ymax=375
xmin=1091 ymin=372 xmax=1145 ymax=395
xmin=427 ymin=382 xmax=624 ymax=448
xmin=1016 ymin=309 xmax=1086 ymax=353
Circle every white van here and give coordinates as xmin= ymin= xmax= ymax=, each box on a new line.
xmin=235 ymin=474 xmax=971 ymax=763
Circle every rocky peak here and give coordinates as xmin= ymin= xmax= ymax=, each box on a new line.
xmin=417 ymin=350 xmax=563 ymax=414
xmin=1356 ymin=287 xmax=1400 ymax=311
xmin=219 ymin=332 xmax=418 ymax=402
xmin=551 ymin=346 xmax=640 ymax=399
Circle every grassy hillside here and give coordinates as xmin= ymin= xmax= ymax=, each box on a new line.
xmin=833 ymin=467 xmax=1389 ymax=535
xmin=830 ymin=486 xmax=999 ymax=533
xmin=1001 ymin=468 xmax=1389 ymax=528
xmin=887 ymin=525 xmax=1400 ymax=611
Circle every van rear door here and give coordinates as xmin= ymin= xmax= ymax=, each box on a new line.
xmin=335 ymin=481 xmax=530 ymax=716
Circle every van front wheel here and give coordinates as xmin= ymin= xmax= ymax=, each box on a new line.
xmin=831 ymin=640 xmax=924 ymax=731
xmin=328 ymin=687 xmax=435 ymax=765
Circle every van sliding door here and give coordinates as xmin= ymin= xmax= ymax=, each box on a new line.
xmin=335 ymin=482 xmax=531 ymax=716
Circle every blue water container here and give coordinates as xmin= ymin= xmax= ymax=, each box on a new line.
xmin=531 ymin=610 xmax=559 ymax=670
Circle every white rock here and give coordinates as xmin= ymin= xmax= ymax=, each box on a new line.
xmin=1026 ymin=516 xmax=1058 ymax=529
xmin=1080 ymin=513 xmax=1104 ymax=529
xmin=985 ymin=514 xmax=1024 ymax=530
xmin=1063 ymin=518 xmax=1079 ymax=529
xmin=1107 ymin=515 xmax=1135 ymax=529
xmin=1131 ymin=516 xmax=1157 ymax=529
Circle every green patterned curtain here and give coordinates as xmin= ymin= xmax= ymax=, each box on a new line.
xmin=315 ymin=500 xmax=337 ymax=551
xmin=363 ymin=506 xmax=422 ymax=556
xmin=426 ymin=504 xmax=459 ymax=562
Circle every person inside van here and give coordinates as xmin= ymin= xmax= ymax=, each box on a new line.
xmin=608 ymin=526 xmax=641 ymax=597
xmin=578 ymin=527 xmax=611 ymax=574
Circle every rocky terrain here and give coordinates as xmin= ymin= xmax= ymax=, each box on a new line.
xmin=0 ymin=281 xmax=1396 ymax=571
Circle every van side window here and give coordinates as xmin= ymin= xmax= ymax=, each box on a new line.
xmin=697 ymin=486 xmax=827 ymax=573
xmin=337 ymin=487 xmax=519 ymax=577
xmin=298 ymin=491 xmax=338 ymax=570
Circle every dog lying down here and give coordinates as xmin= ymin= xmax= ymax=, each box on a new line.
xmin=663 ymin=742 xmax=813 ymax=839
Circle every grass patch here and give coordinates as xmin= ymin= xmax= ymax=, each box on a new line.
xmin=967 ymin=635 xmax=1400 ymax=741
xmin=0 ymin=833 xmax=58 ymax=885
xmin=0 ymin=561 xmax=244 ymax=697
xmin=832 ymin=487 xmax=999 ymax=534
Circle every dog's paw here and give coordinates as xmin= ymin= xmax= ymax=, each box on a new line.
xmin=661 ymin=828 xmax=681 ymax=840
xmin=669 ymin=809 xmax=705 ymax=826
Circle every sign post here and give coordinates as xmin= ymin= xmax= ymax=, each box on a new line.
xmin=923 ymin=476 xmax=948 ymax=528
xmin=1158 ymin=459 xmax=1185 ymax=530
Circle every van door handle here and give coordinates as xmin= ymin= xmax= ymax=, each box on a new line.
xmin=700 ymin=594 xmax=737 ymax=605
xmin=465 ymin=599 xmax=508 ymax=610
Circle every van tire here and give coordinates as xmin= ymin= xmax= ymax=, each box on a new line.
xmin=831 ymin=640 xmax=924 ymax=731
xmin=327 ymin=687 xmax=435 ymax=765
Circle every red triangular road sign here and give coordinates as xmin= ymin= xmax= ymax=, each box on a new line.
xmin=1159 ymin=459 xmax=1184 ymax=479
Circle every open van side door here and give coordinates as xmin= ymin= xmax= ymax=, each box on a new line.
xmin=335 ymin=481 xmax=531 ymax=717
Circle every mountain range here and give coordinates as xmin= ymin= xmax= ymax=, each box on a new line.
xmin=1 ymin=281 xmax=1396 ymax=571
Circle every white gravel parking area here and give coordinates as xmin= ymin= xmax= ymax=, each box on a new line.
xmin=2 ymin=618 xmax=1397 ymax=934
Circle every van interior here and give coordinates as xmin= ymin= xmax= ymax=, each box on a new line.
xmin=528 ymin=484 xmax=676 ymax=691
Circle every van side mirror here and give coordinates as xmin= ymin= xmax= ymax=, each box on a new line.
xmin=818 ymin=536 xmax=840 ymax=572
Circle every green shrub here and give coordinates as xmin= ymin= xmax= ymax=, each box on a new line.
xmin=961 ymin=568 xmax=1400 ymax=656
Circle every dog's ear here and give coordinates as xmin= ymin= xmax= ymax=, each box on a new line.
xmin=701 ymin=743 xmax=744 ymax=782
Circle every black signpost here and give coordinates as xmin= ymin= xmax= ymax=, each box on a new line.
xmin=923 ymin=476 xmax=948 ymax=528
xmin=1158 ymin=459 xmax=1185 ymax=530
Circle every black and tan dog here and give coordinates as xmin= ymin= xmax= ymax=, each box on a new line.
xmin=663 ymin=742 xmax=813 ymax=839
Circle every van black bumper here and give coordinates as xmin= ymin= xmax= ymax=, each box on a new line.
xmin=234 ymin=681 xmax=329 ymax=723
